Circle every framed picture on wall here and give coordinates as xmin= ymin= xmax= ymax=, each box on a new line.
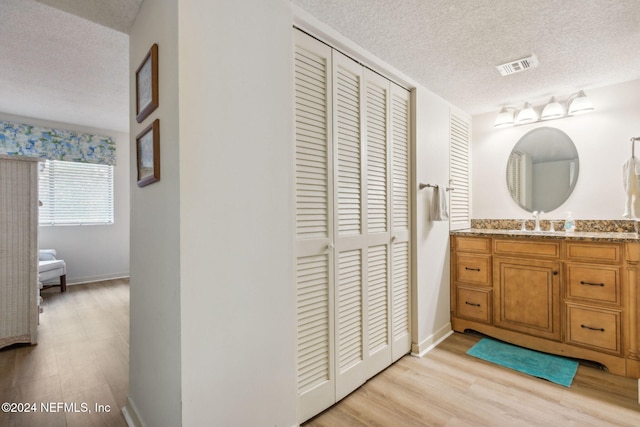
xmin=135 ymin=43 xmax=159 ymax=123
xmin=136 ymin=119 xmax=160 ymax=187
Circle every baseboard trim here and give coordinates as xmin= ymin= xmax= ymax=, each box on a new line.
xmin=410 ymin=323 xmax=453 ymax=357
xmin=67 ymin=274 xmax=130 ymax=286
xmin=122 ymin=397 xmax=145 ymax=427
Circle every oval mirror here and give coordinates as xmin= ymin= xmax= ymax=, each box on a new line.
xmin=506 ymin=127 xmax=579 ymax=213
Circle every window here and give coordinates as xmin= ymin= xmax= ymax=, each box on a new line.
xmin=38 ymin=160 xmax=114 ymax=225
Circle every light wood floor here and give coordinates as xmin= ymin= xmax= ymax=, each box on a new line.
xmin=0 ymin=279 xmax=129 ymax=427
xmin=305 ymin=332 xmax=640 ymax=427
xmin=3 ymin=284 xmax=640 ymax=426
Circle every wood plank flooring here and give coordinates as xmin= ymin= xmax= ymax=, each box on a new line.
xmin=3 ymin=281 xmax=640 ymax=426
xmin=304 ymin=332 xmax=640 ymax=427
xmin=0 ymin=279 xmax=129 ymax=427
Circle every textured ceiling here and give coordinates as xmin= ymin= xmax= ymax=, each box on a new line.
xmin=1 ymin=1 xmax=639 ymax=135
xmin=293 ymin=0 xmax=640 ymax=115
xmin=0 ymin=0 xmax=132 ymax=133
xmin=34 ymin=0 xmax=143 ymax=34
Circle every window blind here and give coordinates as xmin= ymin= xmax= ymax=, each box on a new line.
xmin=38 ymin=160 xmax=114 ymax=225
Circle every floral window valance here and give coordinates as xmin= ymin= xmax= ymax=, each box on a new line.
xmin=0 ymin=120 xmax=116 ymax=166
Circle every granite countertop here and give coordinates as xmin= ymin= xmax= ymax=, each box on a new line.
xmin=450 ymin=228 xmax=640 ymax=243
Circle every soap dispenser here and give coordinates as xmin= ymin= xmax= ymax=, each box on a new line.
xmin=564 ymin=211 xmax=575 ymax=233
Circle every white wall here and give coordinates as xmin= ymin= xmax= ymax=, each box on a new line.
xmin=411 ymin=88 xmax=457 ymax=354
xmin=128 ymin=0 xmax=182 ymax=426
xmin=0 ymin=111 xmax=130 ymax=284
xmin=178 ymin=1 xmax=296 ymax=426
xmin=128 ymin=0 xmax=297 ymax=426
xmin=473 ymin=79 xmax=640 ymax=220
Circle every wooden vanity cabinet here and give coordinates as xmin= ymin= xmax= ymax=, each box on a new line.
xmin=493 ymin=256 xmax=561 ymax=341
xmin=451 ymin=236 xmax=492 ymax=324
xmin=493 ymin=238 xmax=562 ymax=341
xmin=451 ymin=234 xmax=640 ymax=379
xmin=564 ymin=242 xmax=624 ymax=356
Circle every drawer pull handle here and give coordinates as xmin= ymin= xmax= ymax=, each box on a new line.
xmin=465 ymin=267 xmax=481 ymax=272
xmin=580 ymin=281 xmax=604 ymax=287
xmin=580 ymin=324 xmax=605 ymax=332
xmin=465 ymin=301 xmax=481 ymax=307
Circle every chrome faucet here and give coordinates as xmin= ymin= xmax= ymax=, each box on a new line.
xmin=533 ymin=211 xmax=544 ymax=232
xmin=520 ymin=218 xmax=527 ymax=231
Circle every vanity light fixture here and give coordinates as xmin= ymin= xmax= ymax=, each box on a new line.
xmin=540 ymin=96 xmax=564 ymax=120
xmin=567 ymin=90 xmax=594 ymax=115
xmin=515 ymin=102 xmax=538 ymax=124
xmin=494 ymin=107 xmax=516 ymax=128
xmin=494 ymin=90 xmax=594 ymax=128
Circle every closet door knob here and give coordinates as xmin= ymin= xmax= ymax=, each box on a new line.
xmin=327 ymin=243 xmax=334 ymax=250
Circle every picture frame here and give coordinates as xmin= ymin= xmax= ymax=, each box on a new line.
xmin=136 ymin=119 xmax=160 ymax=187
xmin=135 ymin=43 xmax=159 ymax=123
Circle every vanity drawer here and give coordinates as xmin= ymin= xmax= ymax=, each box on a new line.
xmin=455 ymin=254 xmax=491 ymax=286
xmin=454 ymin=236 xmax=491 ymax=254
xmin=456 ymin=286 xmax=491 ymax=323
xmin=566 ymin=264 xmax=620 ymax=305
xmin=565 ymin=242 xmax=622 ymax=264
xmin=493 ymin=239 xmax=560 ymax=259
xmin=566 ymin=304 xmax=621 ymax=355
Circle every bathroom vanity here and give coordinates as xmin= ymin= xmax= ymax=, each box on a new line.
xmin=450 ymin=229 xmax=640 ymax=380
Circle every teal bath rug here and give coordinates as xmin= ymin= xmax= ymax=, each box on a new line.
xmin=466 ymin=338 xmax=579 ymax=387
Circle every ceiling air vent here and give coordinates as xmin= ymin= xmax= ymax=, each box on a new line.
xmin=496 ymin=54 xmax=539 ymax=76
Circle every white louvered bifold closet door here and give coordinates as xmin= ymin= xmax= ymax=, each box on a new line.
xmin=333 ymin=57 xmax=396 ymax=400
xmin=389 ymin=84 xmax=411 ymax=361
xmin=449 ymin=111 xmax=472 ymax=231
xmin=295 ymin=29 xmax=411 ymax=423
xmin=363 ymin=70 xmax=394 ymax=379
xmin=332 ymin=50 xmax=369 ymax=400
xmin=294 ymin=32 xmax=335 ymax=422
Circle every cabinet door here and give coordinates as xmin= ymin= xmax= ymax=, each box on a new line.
xmin=494 ymin=257 xmax=561 ymax=341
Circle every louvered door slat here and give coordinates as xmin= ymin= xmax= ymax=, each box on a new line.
xmin=295 ymin=39 xmax=330 ymax=241
xmin=366 ymin=80 xmax=388 ymax=234
xmin=337 ymin=249 xmax=363 ymax=371
xmin=368 ymin=245 xmax=388 ymax=352
xmin=392 ymin=241 xmax=410 ymax=338
xmin=391 ymin=92 xmax=410 ymax=230
xmin=335 ymin=57 xmax=362 ymax=237
xmin=449 ymin=111 xmax=471 ymax=231
xmin=296 ymin=253 xmax=331 ymax=393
